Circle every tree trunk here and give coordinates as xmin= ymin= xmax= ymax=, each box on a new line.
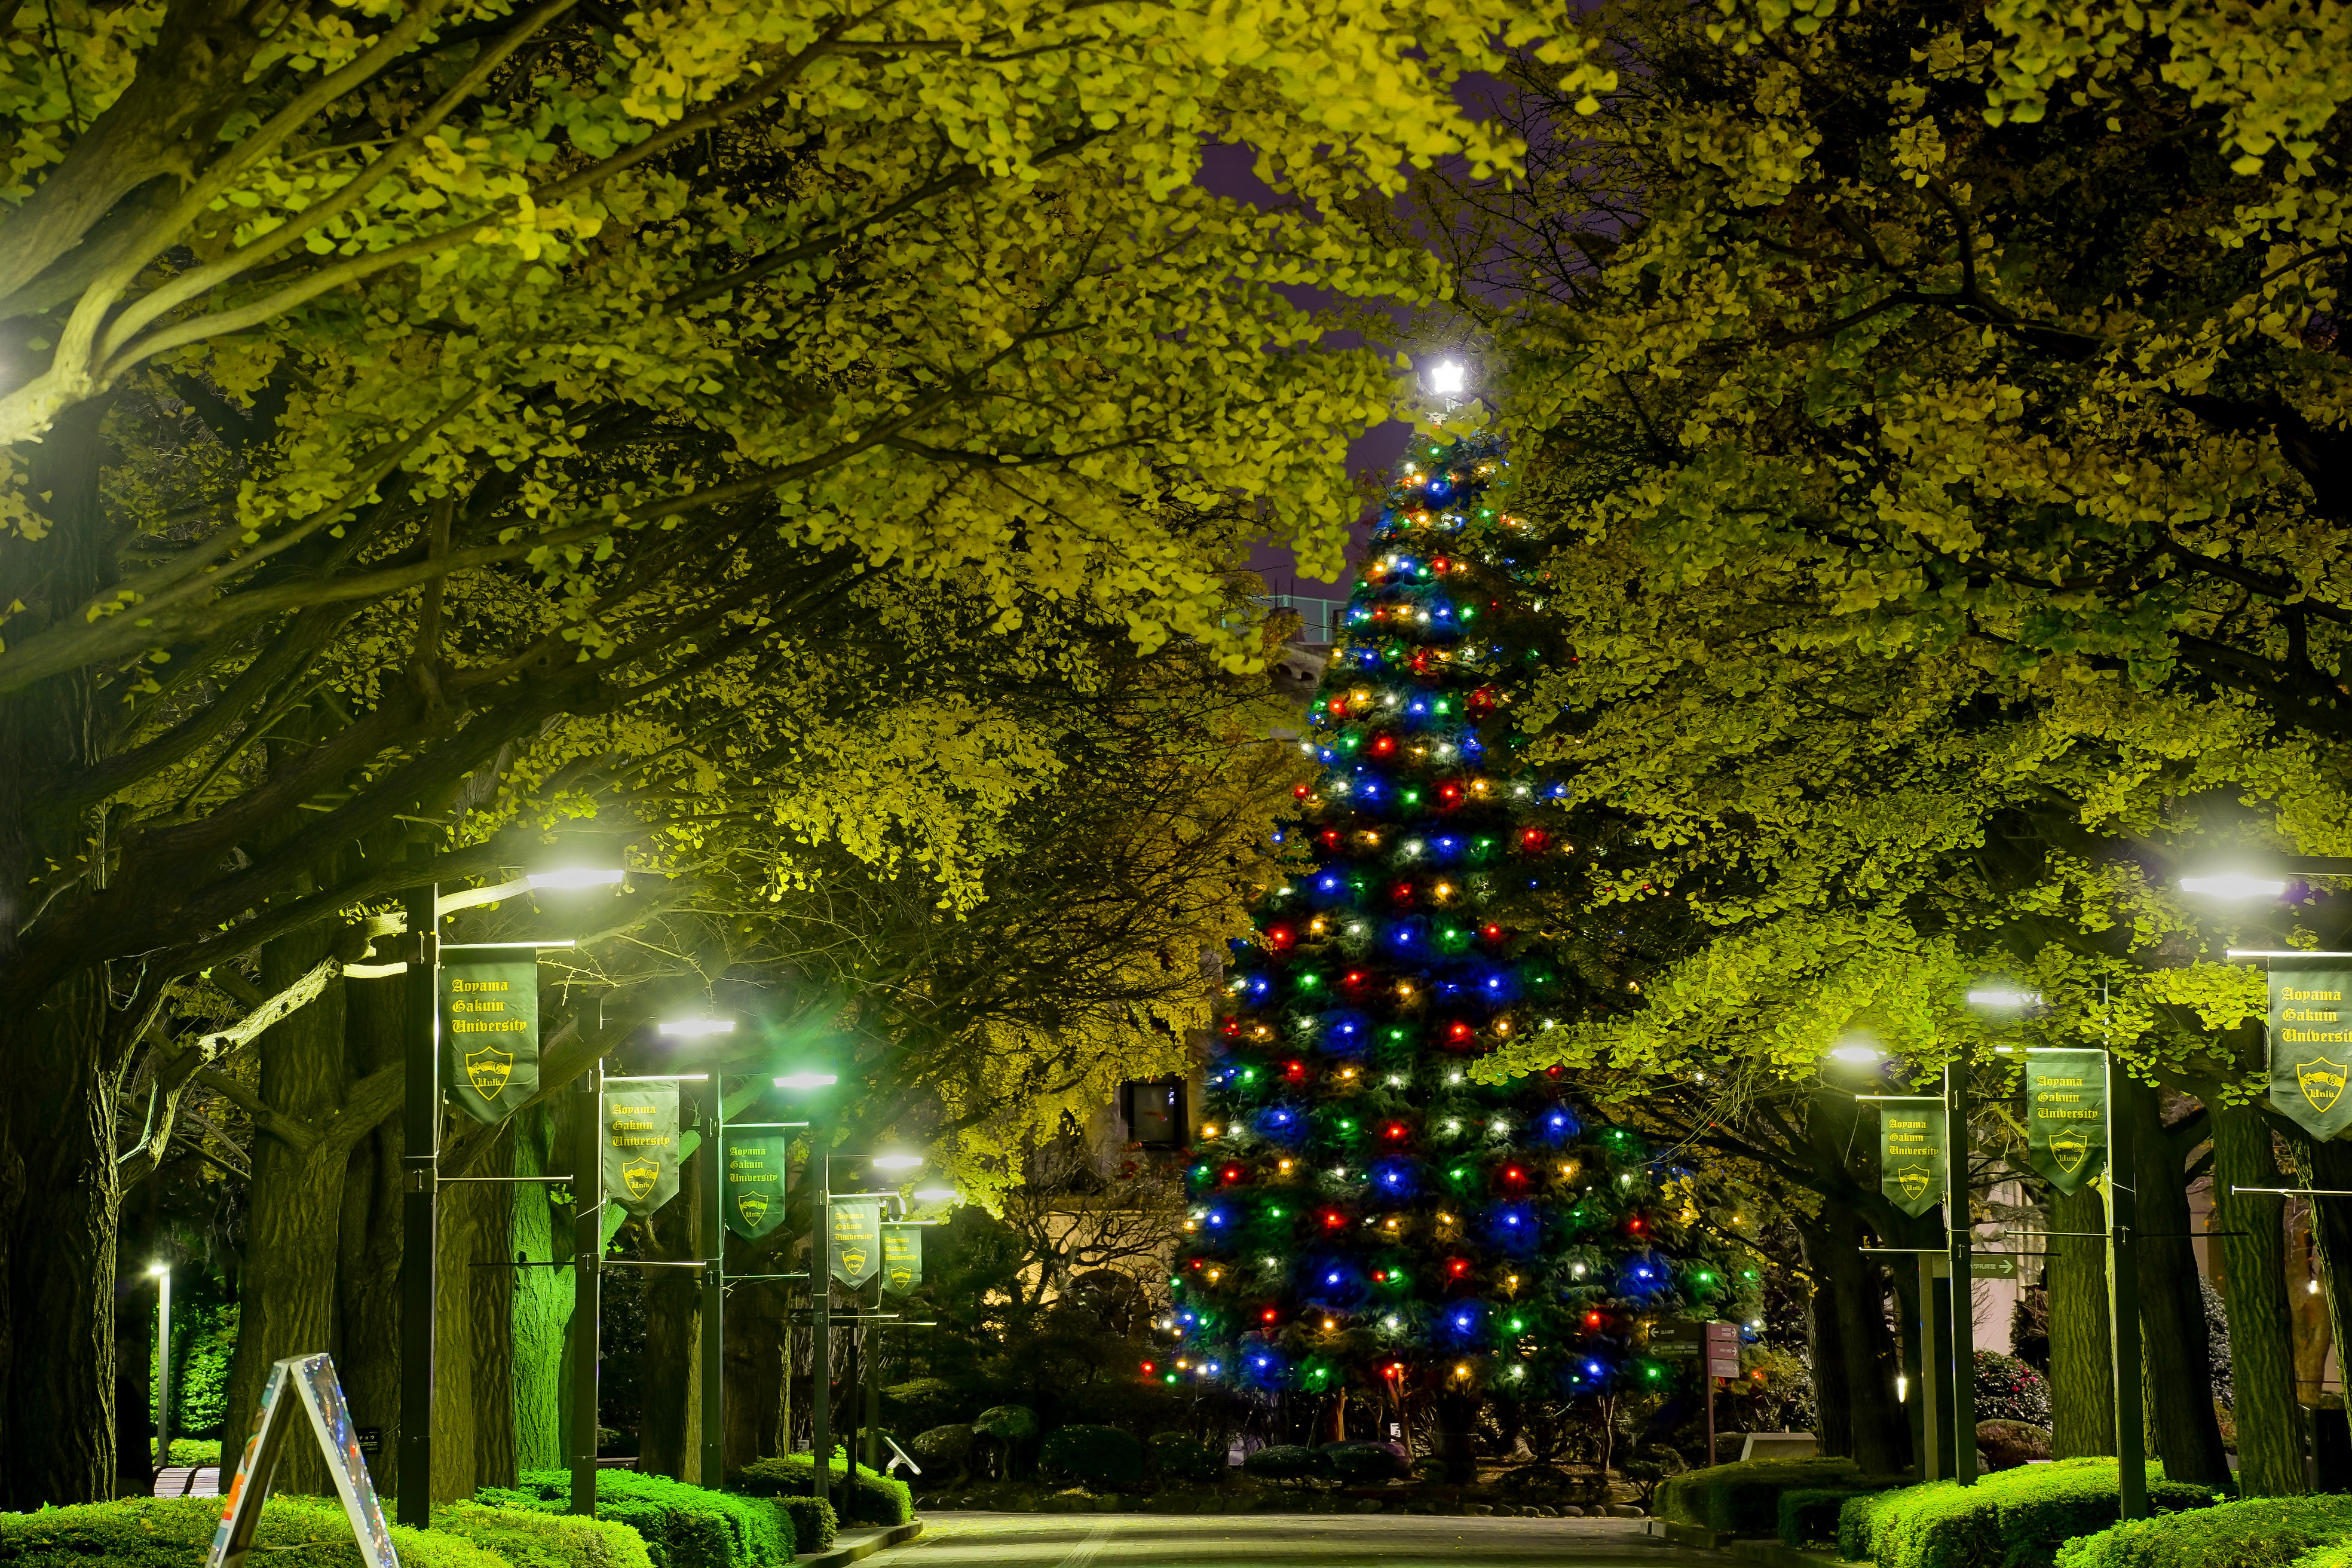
xmin=2123 ymin=1079 xmax=2231 ymax=1488
xmin=0 ymin=398 xmax=129 ymax=1508
xmin=723 ymin=1229 xmax=795 ymax=1469
xmin=2047 ymin=1181 xmax=2115 ymax=1457
xmin=512 ymin=1101 xmax=571 ymax=1474
xmin=435 ymin=1131 xmax=515 ymax=1500
xmin=638 ymin=1169 xmax=706 ymax=1482
xmin=1799 ymin=1217 xmax=1852 ymax=1459
xmin=2212 ymin=1105 xmax=2303 ymax=1496
xmin=337 ymin=976 xmax=406 ymax=1489
xmin=222 ymin=929 xmax=350 ymax=1497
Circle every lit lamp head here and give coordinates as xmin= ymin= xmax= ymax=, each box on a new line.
xmin=528 ymin=866 xmax=627 ymax=892
xmin=657 ymin=1016 xmax=735 ymax=1039
xmin=1428 ymin=360 xmax=1467 ymax=398
xmin=2180 ymin=871 xmax=2289 ymax=899
xmin=146 ymin=1260 xmax=169 ymax=1279
xmin=1825 ymin=1041 xmax=1882 ymax=1065
xmin=911 ymin=1184 xmax=960 ymax=1205
xmin=1966 ymin=988 xmax=2044 ymax=1054
xmin=773 ymin=1070 xmax=838 ymax=1091
xmin=871 ymin=1149 xmax=925 ymax=1172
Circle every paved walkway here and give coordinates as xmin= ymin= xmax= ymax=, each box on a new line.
xmin=893 ymin=1512 xmax=1711 ymax=1567
xmin=154 ymin=1466 xmax=222 ymax=1497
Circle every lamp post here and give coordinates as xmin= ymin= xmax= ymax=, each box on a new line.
xmin=394 ymin=853 xmax=623 ymax=1526
xmin=148 ymin=1261 xmax=172 ymax=1473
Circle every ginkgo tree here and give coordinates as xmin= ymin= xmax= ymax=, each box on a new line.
xmin=0 ymin=0 xmax=1567 ymax=1501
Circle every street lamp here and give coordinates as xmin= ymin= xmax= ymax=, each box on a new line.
xmin=658 ymin=1016 xmax=736 ymax=1038
xmin=396 ymin=848 xmax=623 ymax=1528
xmin=910 ymin=1185 xmax=959 ymax=1205
xmin=1427 ymin=360 xmax=1467 ymax=398
xmin=773 ymin=1071 xmax=837 ymax=1090
xmin=1826 ymin=1042 xmax=1882 ymax=1065
xmin=870 ymin=1149 xmax=924 ymax=1172
xmin=2180 ymin=872 xmax=2289 ymax=898
xmin=768 ymin=1067 xmax=840 ymax=1508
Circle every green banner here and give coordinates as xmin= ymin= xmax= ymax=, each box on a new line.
xmin=830 ymin=1199 xmax=882 ymax=1288
xmin=2025 ymin=1049 xmax=2108 ymax=1194
xmin=723 ymin=1134 xmax=792 ymax=1241
xmin=440 ymin=956 xmax=538 ymax=1125
xmin=602 ymin=1082 xmax=680 ymax=1217
xmin=1875 ymin=1097 xmax=1947 ymax=1218
xmin=2270 ymin=962 xmax=2352 ymax=1140
xmin=881 ymin=1223 xmax=923 ymax=1293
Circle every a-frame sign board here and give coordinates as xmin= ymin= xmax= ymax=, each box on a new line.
xmin=207 ymin=1352 xmax=400 ymax=1568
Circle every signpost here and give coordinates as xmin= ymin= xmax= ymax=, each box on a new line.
xmin=1653 ymin=1321 xmax=1740 ymax=1463
xmin=209 ymin=1353 xmax=397 ymax=1568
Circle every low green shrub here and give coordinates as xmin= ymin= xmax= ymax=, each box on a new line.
xmin=1855 ymin=1460 xmax=2221 ymax=1568
xmin=1841 ymin=1490 xmax=1898 ymax=1562
xmin=731 ymin=1454 xmax=914 ymax=1526
xmin=1324 ymin=1442 xmax=1408 ymax=1485
xmin=2053 ymin=1495 xmax=2352 ymax=1568
xmin=773 ymin=1496 xmax=836 ymax=1553
xmin=1241 ymin=1445 xmax=1333 ymax=1487
xmin=1780 ymin=1488 xmax=1875 ymax=1548
xmin=1147 ymin=1433 xmax=1223 ymax=1484
xmin=164 ymin=1438 xmax=223 ymax=1466
xmin=482 ymin=1469 xmax=791 ymax=1568
xmin=433 ymin=1502 xmax=654 ymax=1568
xmin=0 ymin=1496 xmax=504 ymax=1568
xmin=1655 ymin=1457 xmax=1867 ymax=1534
xmin=1039 ymin=1425 xmax=1144 ymax=1489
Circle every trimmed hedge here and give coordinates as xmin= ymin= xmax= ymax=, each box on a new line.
xmin=1039 ymin=1426 xmax=1144 ymax=1489
xmin=1656 ymin=1457 xmax=1869 ymax=1535
xmin=1242 ymin=1445 xmax=1333 ymax=1487
xmin=732 ymin=1454 xmax=914 ymax=1527
xmin=1780 ymin=1488 xmax=1876 ymax=1548
xmin=1852 ymin=1460 xmax=2222 ymax=1568
xmin=0 ymin=1496 xmax=504 ymax=1568
xmin=1147 ymin=1434 xmax=1222 ymax=1483
xmin=433 ymin=1504 xmax=655 ymax=1568
xmin=772 ymin=1496 xmax=837 ymax=1554
xmin=2053 ymin=1495 xmax=2352 ymax=1568
xmin=482 ymin=1470 xmax=791 ymax=1568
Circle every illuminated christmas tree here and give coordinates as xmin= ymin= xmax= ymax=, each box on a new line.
xmin=1166 ymin=433 xmax=1751 ymax=1455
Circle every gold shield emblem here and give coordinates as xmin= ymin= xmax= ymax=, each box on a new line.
xmin=1895 ymin=1164 xmax=1934 ymax=1202
xmin=736 ymin=1189 xmax=769 ymax=1227
xmin=464 ymin=1046 xmax=514 ymax=1098
xmin=839 ymin=1247 xmax=868 ymax=1276
xmin=887 ymin=1266 xmax=914 ymax=1291
xmin=2300 ymin=1059 xmax=2350 ymax=1114
xmin=2050 ymin=1132 xmax=2090 ymax=1174
xmin=623 ymin=1157 xmax=662 ymax=1200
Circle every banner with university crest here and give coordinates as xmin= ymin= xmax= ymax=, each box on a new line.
xmin=2270 ymin=961 xmax=2352 ymax=1140
xmin=881 ymin=1223 xmax=923 ymax=1293
xmin=602 ymin=1082 xmax=681 ymax=1216
xmin=722 ymin=1133 xmax=792 ymax=1241
xmin=1874 ymin=1097 xmax=1948 ymax=1218
xmin=2025 ymin=1049 xmax=2108 ymax=1194
xmin=440 ymin=956 xmax=538 ymax=1125
xmin=830 ymin=1199 xmax=882 ymax=1288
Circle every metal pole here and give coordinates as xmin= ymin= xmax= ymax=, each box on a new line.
xmin=1949 ymin=1061 xmax=1977 ymax=1484
xmin=570 ymin=1058 xmax=604 ymax=1515
xmin=153 ymin=1268 xmax=173 ymax=1473
xmin=2107 ymin=1051 xmax=2147 ymax=1519
xmin=1914 ymin=1256 xmax=1943 ymax=1481
xmin=810 ymin=1129 xmax=831 ymax=1508
xmin=398 ymin=853 xmax=439 ymax=1527
xmin=700 ymin=1077 xmax=726 ymax=1488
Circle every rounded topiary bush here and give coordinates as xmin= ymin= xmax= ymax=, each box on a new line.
xmin=1322 ymin=1441 xmax=1408 ymax=1485
xmin=975 ymin=1405 xmax=1038 ymax=1442
xmin=1976 ymin=1349 xmax=2053 ymax=1427
xmin=1040 ymin=1425 xmax=1146 ymax=1489
xmin=909 ymin=1425 xmax=976 ymax=1486
xmin=1148 ymin=1433 xmax=1224 ymax=1484
xmin=1243 ymin=1444 xmax=1334 ymax=1487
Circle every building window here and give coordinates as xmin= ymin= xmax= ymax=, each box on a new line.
xmin=1120 ymin=1079 xmax=1185 ymax=1148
